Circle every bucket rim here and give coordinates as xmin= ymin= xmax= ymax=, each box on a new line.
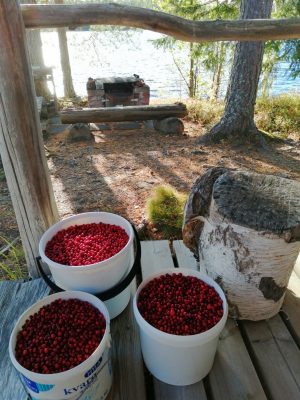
xmin=9 ymin=290 xmax=111 ymax=380
xmin=133 ymin=268 xmax=228 ymax=346
xmin=39 ymin=212 xmax=134 ymax=271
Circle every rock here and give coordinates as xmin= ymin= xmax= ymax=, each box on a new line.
xmin=153 ymin=117 xmax=184 ymax=135
xmin=66 ymin=123 xmax=93 ymax=143
xmin=89 ymin=123 xmax=111 ymax=131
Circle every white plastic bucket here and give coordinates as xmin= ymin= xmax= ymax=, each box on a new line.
xmin=133 ymin=268 xmax=228 ymax=386
xmin=9 ymin=291 xmax=112 ymax=400
xmin=39 ymin=212 xmax=134 ymax=318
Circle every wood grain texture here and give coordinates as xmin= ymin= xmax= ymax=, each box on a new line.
xmin=21 ymin=4 xmax=300 ymax=42
xmin=154 ymin=380 xmax=207 ymax=400
xmin=0 ymin=279 xmax=49 ymax=400
xmin=173 ymin=240 xmax=199 ymax=271
xmin=109 ymin=283 xmax=147 ymax=400
xmin=281 ymin=271 xmax=300 ymax=343
xmin=140 ymin=241 xmax=174 ymax=279
xmin=0 ymin=0 xmax=59 ymax=277
xmin=60 ymin=104 xmax=187 ymax=124
xmin=242 ymin=316 xmax=300 ymax=399
xmin=209 ymin=319 xmax=267 ymax=400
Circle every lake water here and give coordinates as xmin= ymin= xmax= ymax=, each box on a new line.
xmin=41 ymin=30 xmax=300 ymax=99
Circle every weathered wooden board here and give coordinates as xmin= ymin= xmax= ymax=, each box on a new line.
xmin=208 ymin=319 xmax=267 ymax=400
xmin=109 ymin=282 xmax=147 ymax=400
xmin=0 ymin=279 xmax=49 ymax=400
xmin=141 ymin=241 xmax=174 ymax=279
xmin=281 ymin=272 xmax=300 ymax=343
xmin=242 ymin=316 xmax=300 ymax=399
xmin=173 ymin=240 xmax=199 ymax=271
xmin=154 ymin=380 xmax=207 ymax=400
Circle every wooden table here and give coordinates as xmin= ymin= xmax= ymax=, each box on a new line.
xmin=1 ymin=240 xmax=300 ymax=399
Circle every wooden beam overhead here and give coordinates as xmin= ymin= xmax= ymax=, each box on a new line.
xmin=21 ymin=4 xmax=300 ymax=42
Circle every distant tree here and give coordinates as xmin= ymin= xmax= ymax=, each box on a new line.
xmin=155 ymin=0 xmax=239 ymax=98
xmin=20 ymin=0 xmax=51 ymax=99
xmin=200 ymin=0 xmax=273 ymax=144
xmin=54 ymin=0 xmax=76 ymax=98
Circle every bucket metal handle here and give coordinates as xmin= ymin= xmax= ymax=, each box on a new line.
xmin=36 ymin=223 xmax=141 ymax=301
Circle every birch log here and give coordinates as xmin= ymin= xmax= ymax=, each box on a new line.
xmin=0 ymin=1 xmax=59 ymax=277
xmin=183 ymin=168 xmax=300 ymax=320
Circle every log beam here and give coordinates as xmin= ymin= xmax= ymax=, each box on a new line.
xmin=21 ymin=4 xmax=300 ymax=42
xmin=60 ymin=104 xmax=187 ymax=124
xmin=0 ymin=1 xmax=59 ymax=277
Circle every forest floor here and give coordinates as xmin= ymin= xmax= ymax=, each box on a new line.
xmin=1 ymin=119 xmax=300 ymax=246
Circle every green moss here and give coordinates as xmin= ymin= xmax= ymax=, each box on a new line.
xmin=146 ymin=186 xmax=187 ymax=237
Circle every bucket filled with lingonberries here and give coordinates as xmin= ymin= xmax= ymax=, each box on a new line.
xmin=39 ymin=212 xmax=135 ymax=318
xmin=9 ymin=291 xmax=112 ymax=400
xmin=133 ymin=269 xmax=228 ymax=386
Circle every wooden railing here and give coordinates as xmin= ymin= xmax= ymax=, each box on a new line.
xmin=21 ymin=4 xmax=300 ymax=42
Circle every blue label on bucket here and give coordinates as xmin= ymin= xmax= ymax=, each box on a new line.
xmin=84 ymin=356 xmax=103 ymax=378
xmin=21 ymin=374 xmax=55 ymax=393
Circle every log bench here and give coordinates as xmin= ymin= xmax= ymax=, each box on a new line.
xmin=1 ymin=240 xmax=300 ymax=399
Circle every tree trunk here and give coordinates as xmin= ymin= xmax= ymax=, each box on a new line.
xmin=0 ymin=0 xmax=59 ymax=277
xmin=210 ymin=42 xmax=225 ymax=100
xmin=202 ymin=0 xmax=273 ymax=144
xmin=189 ymin=43 xmax=195 ymax=98
xmin=183 ymin=168 xmax=300 ymax=320
xmin=21 ymin=0 xmax=52 ymax=99
xmin=55 ymin=0 xmax=76 ymax=98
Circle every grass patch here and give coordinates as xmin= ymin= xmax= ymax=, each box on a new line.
xmin=185 ymin=99 xmax=224 ymax=127
xmin=146 ymin=185 xmax=187 ymax=237
xmin=0 ymin=236 xmax=27 ymax=280
xmin=255 ymin=94 xmax=300 ymax=138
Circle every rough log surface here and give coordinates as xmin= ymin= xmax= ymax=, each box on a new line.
xmin=21 ymin=4 xmax=300 ymax=42
xmin=0 ymin=1 xmax=59 ymax=277
xmin=213 ymin=171 xmax=300 ymax=240
xmin=183 ymin=168 xmax=300 ymax=320
xmin=60 ymin=104 xmax=187 ymax=124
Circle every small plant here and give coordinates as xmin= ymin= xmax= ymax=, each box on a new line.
xmin=0 ymin=236 xmax=26 ymax=280
xmin=146 ymin=185 xmax=187 ymax=237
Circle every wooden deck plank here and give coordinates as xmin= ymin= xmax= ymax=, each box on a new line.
xmin=208 ymin=319 xmax=267 ymax=400
xmin=140 ymin=240 xmax=174 ymax=279
xmin=242 ymin=315 xmax=300 ymax=400
xmin=140 ymin=241 xmax=208 ymax=400
xmin=281 ymin=272 xmax=300 ymax=342
xmin=108 ymin=282 xmax=147 ymax=400
xmin=173 ymin=240 xmax=199 ymax=271
xmin=0 ymin=279 xmax=49 ymax=400
xmin=154 ymin=381 xmax=207 ymax=400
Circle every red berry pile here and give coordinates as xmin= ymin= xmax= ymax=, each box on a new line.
xmin=45 ymin=223 xmax=129 ymax=266
xmin=137 ymin=273 xmax=223 ymax=335
xmin=15 ymin=298 xmax=106 ymax=374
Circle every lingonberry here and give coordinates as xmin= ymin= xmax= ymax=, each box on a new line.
xmin=15 ymin=299 xmax=106 ymax=374
xmin=137 ymin=273 xmax=223 ymax=336
xmin=45 ymin=222 xmax=129 ymax=266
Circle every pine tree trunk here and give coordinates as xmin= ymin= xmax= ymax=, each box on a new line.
xmin=21 ymin=0 xmax=51 ymax=99
xmin=189 ymin=43 xmax=195 ymax=98
xmin=202 ymin=0 xmax=273 ymax=143
xmin=55 ymin=0 xmax=76 ymax=98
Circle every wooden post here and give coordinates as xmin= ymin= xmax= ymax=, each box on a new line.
xmin=0 ymin=1 xmax=59 ymax=277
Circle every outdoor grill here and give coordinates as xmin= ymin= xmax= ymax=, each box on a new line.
xmin=86 ymin=75 xmax=150 ymax=108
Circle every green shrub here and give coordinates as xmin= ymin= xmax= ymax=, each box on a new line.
xmin=146 ymin=186 xmax=187 ymax=237
xmin=255 ymin=94 xmax=300 ymax=137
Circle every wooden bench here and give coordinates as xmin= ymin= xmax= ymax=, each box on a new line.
xmin=1 ymin=240 xmax=300 ymax=399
